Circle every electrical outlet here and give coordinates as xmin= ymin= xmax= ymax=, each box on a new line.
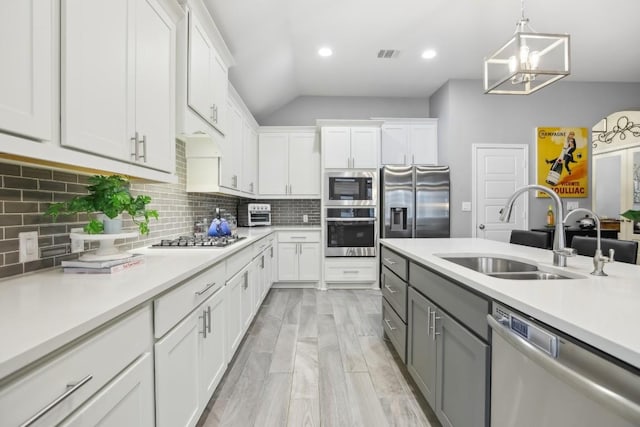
xmin=303 ymin=214 xmax=309 ymax=223
xmin=567 ymin=201 xmax=579 ymax=212
xmin=19 ymin=231 xmax=39 ymax=263
xmin=70 ymin=227 xmax=85 ymax=253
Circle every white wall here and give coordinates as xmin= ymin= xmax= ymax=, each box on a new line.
xmin=430 ymin=79 xmax=640 ymax=237
xmin=258 ymin=95 xmax=429 ymax=125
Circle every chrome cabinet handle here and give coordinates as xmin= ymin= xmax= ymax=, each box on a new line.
xmin=290 ymin=236 xmax=307 ymax=240
xmin=139 ymin=135 xmax=147 ymax=162
xmin=130 ymin=132 xmax=138 ymax=160
xmin=383 ymin=257 xmax=397 ymax=265
xmin=299 ymin=243 xmax=303 ymax=254
xmin=207 ymin=305 xmax=212 ymax=334
xmin=270 ymin=247 xmax=274 ymax=258
xmin=430 ymin=309 xmax=441 ymax=340
xmin=261 ymin=255 xmax=265 ymax=269
xmin=20 ymin=375 xmax=93 ymax=427
xmin=343 ymin=270 xmax=359 ymax=274
xmin=195 ymin=282 xmax=216 ymax=296
xmin=384 ymin=284 xmax=396 ymax=294
xmin=200 ymin=309 xmax=207 ymax=338
xmin=243 ymin=271 xmax=248 ymax=289
xmin=384 ymin=318 xmax=396 ymax=331
xmin=426 ymin=306 xmax=431 ymax=332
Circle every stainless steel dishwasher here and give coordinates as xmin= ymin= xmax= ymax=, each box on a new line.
xmin=488 ymin=304 xmax=640 ymax=427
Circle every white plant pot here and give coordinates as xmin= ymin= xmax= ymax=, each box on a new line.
xmin=97 ymin=213 xmax=123 ymax=234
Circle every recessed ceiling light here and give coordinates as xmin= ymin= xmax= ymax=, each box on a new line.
xmin=318 ymin=47 xmax=333 ymax=57
xmin=422 ymin=49 xmax=437 ymax=59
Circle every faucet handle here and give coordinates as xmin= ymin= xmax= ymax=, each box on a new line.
xmin=607 ymin=248 xmax=615 ymax=263
xmin=554 ymin=247 xmax=577 ymax=257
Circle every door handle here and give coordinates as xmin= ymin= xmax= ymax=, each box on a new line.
xmin=479 ymin=224 xmax=485 ymax=230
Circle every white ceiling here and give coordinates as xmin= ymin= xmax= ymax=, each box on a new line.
xmin=204 ymin=0 xmax=640 ymax=121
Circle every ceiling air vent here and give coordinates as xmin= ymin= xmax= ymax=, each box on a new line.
xmin=377 ymin=49 xmax=400 ymax=59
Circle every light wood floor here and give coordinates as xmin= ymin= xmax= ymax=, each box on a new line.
xmin=197 ymin=288 xmax=439 ymax=427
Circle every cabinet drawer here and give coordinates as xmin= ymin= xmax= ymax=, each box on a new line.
xmin=381 ymin=246 xmax=408 ymax=281
xmin=277 ymin=231 xmax=320 ymax=243
xmin=226 ymin=246 xmax=252 ymax=279
xmin=0 ymin=305 xmax=152 ymax=427
xmin=382 ymin=298 xmax=406 ymax=363
xmin=409 ymin=262 xmax=489 ymax=341
xmin=324 ymin=259 xmax=376 ymax=282
xmin=155 ymin=261 xmax=225 ymax=338
xmin=252 ymin=236 xmax=270 ymax=258
xmin=381 ymin=266 xmax=407 ymax=321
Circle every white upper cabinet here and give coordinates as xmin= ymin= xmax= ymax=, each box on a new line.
xmin=322 ymin=126 xmax=379 ymax=169
xmin=187 ymin=11 xmax=228 ymax=134
xmin=381 ymin=119 xmax=438 ymax=165
xmin=0 ymin=0 xmax=52 ymax=141
xmin=258 ymin=127 xmax=320 ymax=197
xmin=242 ymin=122 xmax=258 ymax=194
xmin=62 ymin=0 xmax=177 ymax=173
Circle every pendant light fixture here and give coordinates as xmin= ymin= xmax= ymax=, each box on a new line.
xmin=484 ymin=0 xmax=570 ymax=94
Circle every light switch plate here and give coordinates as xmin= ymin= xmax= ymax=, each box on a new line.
xmin=19 ymin=231 xmax=39 ymax=263
xmin=567 ymin=201 xmax=579 ymax=211
xmin=462 ymin=201 xmax=472 ymax=212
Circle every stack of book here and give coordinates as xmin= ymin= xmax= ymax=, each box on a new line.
xmin=61 ymin=254 xmax=145 ymax=274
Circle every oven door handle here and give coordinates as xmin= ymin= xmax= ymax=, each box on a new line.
xmin=326 ymin=218 xmax=377 ymax=222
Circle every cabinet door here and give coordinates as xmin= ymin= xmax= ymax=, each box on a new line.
xmin=255 ymin=255 xmax=266 ymax=310
xmin=351 ymin=128 xmax=379 ymax=168
xmin=277 ymin=243 xmax=298 ymax=281
xmin=269 ymin=245 xmax=277 ymax=285
xmin=155 ymin=310 xmax=201 ymax=427
xmin=59 ymin=353 xmax=154 ymax=427
xmin=62 ymin=0 xmax=132 ymax=160
xmin=322 ymin=127 xmax=351 ymax=168
xmin=381 ymin=125 xmax=408 ymax=165
xmin=0 ymin=0 xmax=52 ymax=140
xmin=289 ymin=132 xmax=320 ymax=195
xmin=134 ymin=0 xmax=175 ymax=172
xmin=211 ymin=53 xmax=228 ymax=133
xmin=200 ymin=288 xmax=227 ymax=406
xmin=409 ymin=124 xmax=438 ymax=165
xmin=242 ymin=123 xmax=258 ymax=194
xmin=258 ymin=133 xmax=289 ymax=195
xmin=406 ymin=287 xmax=437 ymax=408
xmin=435 ymin=310 xmax=488 ymax=427
xmin=226 ymin=272 xmax=244 ymax=358
xmin=298 ymin=243 xmax=320 ymax=281
xmin=241 ymin=269 xmax=252 ymax=331
xmin=187 ymin=13 xmax=215 ymax=126
xmin=220 ymin=100 xmax=242 ymax=189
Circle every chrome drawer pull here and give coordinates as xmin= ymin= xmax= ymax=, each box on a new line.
xmin=383 ymin=257 xmax=397 ymax=265
xmin=290 ymin=236 xmax=307 ymax=239
xmin=430 ymin=309 xmax=441 ymax=340
xmin=20 ymin=375 xmax=93 ymax=427
xmin=343 ymin=270 xmax=359 ymax=274
xmin=207 ymin=305 xmax=212 ymax=334
xmin=384 ymin=318 xmax=396 ymax=331
xmin=195 ymin=282 xmax=216 ymax=296
xmin=200 ymin=309 xmax=207 ymax=338
xmin=384 ymin=284 xmax=397 ymax=294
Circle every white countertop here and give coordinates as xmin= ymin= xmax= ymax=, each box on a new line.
xmin=380 ymin=238 xmax=640 ymax=369
xmin=0 ymin=227 xmax=275 ymax=380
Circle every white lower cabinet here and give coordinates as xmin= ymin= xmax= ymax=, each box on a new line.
xmin=226 ymin=267 xmax=245 ymax=359
xmin=0 ymin=305 xmax=152 ymax=427
xmin=276 ymin=231 xmax=321 ymax=283
xmin=59 ymin=353 xmax=155 ymax=427
xmin=155 ymin=286 xmax=227 ymax=427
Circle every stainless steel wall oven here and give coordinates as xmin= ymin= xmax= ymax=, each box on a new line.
xmin=325 ymin=207 xmax=376 ymax=257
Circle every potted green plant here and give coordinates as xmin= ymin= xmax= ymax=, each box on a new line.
xmin=45 ymin=175 xmax=159 ymax=235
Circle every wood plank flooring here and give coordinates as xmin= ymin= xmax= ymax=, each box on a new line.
xmin=197 ymin=289 xmax=439 ymax=427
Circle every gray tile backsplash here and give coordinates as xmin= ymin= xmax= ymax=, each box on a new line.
xmin=0 ymin=140 xmax=321 ymax=280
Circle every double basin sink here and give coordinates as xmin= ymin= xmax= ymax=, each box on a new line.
xmin=440 ymin=256 xmax=575 ymax=280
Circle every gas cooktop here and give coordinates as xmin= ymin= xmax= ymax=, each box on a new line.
xmin=150 ymin=235 xmax=246 ymax=248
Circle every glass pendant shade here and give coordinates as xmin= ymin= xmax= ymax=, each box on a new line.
xmin=484 ymin=28 xmax=570 ymax=95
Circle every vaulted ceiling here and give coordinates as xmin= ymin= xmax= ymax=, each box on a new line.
xmin=205 ymin=0 xmax=640 ymax=121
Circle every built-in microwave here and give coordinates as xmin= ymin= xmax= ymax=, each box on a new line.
xmin=324 ymin=171 xmax=376 ymax=206
xmin=325 ymin=207 xmax=376 ymax=257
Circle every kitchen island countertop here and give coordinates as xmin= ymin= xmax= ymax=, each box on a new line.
xmin=380 ymin=238 xmax=640 ymax=369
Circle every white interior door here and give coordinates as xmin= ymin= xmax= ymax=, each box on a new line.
xmin=473 ymin=144 xmax=528 ymax=242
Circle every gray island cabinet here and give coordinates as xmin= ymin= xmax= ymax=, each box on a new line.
xmin=381 ymin=245 xmax=490 ymax=427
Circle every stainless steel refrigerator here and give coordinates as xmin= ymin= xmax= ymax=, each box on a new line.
xmin=381 ymin=165 xmax=450 ymax=238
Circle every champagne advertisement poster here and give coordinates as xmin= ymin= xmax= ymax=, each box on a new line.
xmin=536 ymin=127 xmax=589 ymax=198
